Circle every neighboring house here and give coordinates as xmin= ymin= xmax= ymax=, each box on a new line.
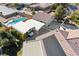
xmin=5 ymin=12 xmax=33 ymax=19
xmin=55 ymin=29 xmax=79 ymax=56
xmin=33 ymin=12 xmax=54 ymax=26
xmin=0 ymin=6 xmax=18 ymax=18
xmin=39 ymin=3 xmax=52 ymax=8
xmin=29 ymin=3 xmax=52 ymax=11
xmin=23 ymin=30 xmax=66 ymax=56
xmin=23 ymin=28 xmax=79 ymax=56
xmin=29 ymin=4 xmax=40 ymax=11
xmin=25 ymin=3 xmax=36 ymax=7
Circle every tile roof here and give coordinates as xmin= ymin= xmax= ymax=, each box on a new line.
xmin=59 ymin=29 xmax=79 ymax=40
xmin=59 ymin=30 xmax=69 ymax=39
xmin=66 ymin=29 xmax=79 ymax=39
xmin=33 ymin=12 xmax=52 ymax=23
xmin=59 ymin=29 xmax=79 ymax=55
xmin=55 ymin=30 xmax=77 ymax=56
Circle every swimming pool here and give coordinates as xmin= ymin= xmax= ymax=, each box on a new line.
xmin=63 ymin=24 xmax=79 ymax=29
xmin=8 ymin=17 xmax=28 ymax=25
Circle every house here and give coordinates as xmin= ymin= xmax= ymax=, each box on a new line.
xmin=39 ymin=3 xmax=52 ymax=10
xmin=29 ymin=4 xmax=40 ymax=11
xmin=12 ymin=19 xmax=45 ymax=34
xmin=55 ymin=29 xmax=79 ymax=56
xmin=2 ymin=17 xmax=45 ymax=38
xmin=0 ymin=6 xmax=18 ymax=18
xmin=33 ymin=12 xmax=54 ymax=26
xmin=29 ymin=3 xmax=53 ymax=11
xmin=23 ymin=28 xmax=79 ymax=56
xmin=3 ymin=12 xmax=33 ymax=19
xmin=23 ymin=30 xmax=66 ymax=56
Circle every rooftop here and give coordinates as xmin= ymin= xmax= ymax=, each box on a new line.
xmin=12 ymin=19 xmax=45 ymax=34
xmin=66 ymin=29 xmax=79 ymax=39
xmin=29 ymin=3 xmax=52 ymax=8
xmin=33 ymin=12 xmax=52 ymax=24
xmin=58 ymin=29 xmax=79 ymax=55
xmin=0 ymin=6 xmax=18 ymax=16
xmin=59 ymin=28 xmax=79 ymax=39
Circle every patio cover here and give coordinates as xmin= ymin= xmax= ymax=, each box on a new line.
xmin=12 ymin=19 xmax=45 ymax=34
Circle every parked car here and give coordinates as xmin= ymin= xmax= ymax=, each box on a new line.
xmin=16 ymin=4 xmax=25 ymax=10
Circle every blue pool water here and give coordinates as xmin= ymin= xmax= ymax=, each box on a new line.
xmin=63 ymin=24 xmax=79 ymax=29
xmin=8 ymin=17 xmax=28 ymax=25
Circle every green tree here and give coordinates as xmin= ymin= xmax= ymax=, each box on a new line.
xmin=60 ymin=3 xmax=69 ymax=8
xmin=55 ymin=5 xmax=65 ymax=22
xmin=0 ymin=30 xmax=23 ymax=56
xmin=0 ymin=22 xmax=2 ymax=27
xmin=10 ymin=29 xmax=27 ymax=41
xmin=0 ymin=31 xmax=8 ymax=39
xmin=32 ymin=8 xmax=36 ymax=15
xmin=0 ymin=30 xmax=16 ymax=47
xmin=32 ymin=10 xmax=36 ymax=15
xmin=0 ymin=39 xmax=2 ymax=47
xmin=0 ymin=38 xmax=10 ymax=47
xmin=51 ymin=3 xmax=60 ymax=10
